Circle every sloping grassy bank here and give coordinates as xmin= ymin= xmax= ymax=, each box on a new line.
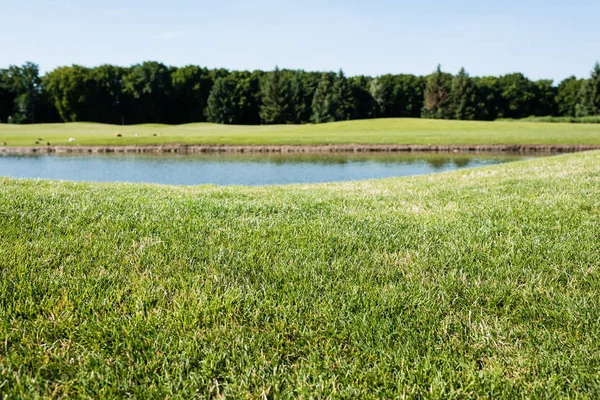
xmin=1 ymin=152 xmax=599 ymax=398
xmin=517 ymin=115 xmax=600 ymax=124
xmin=1 ymin=118 xmax=600 ymax=147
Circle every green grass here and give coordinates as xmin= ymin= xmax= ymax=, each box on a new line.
xmin=1 ymin=151 xmax=599 ymax=398
xmin=515 ymin=116 xmax=600 ymax=124
xmin=1 ymin=118 xmax=600 ymax=146
xmin=498 ymin=115 xmax=600 ymax=124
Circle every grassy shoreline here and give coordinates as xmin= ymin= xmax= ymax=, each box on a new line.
xmin=1 ymin=118 xmax=600 ymax=147
xmin=1 ymin=151 xmax=599 ymax=397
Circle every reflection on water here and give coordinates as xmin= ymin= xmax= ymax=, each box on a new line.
xmin=0 ymin=152 xmax=543 ymax=186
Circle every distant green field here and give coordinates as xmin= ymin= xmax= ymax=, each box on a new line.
xmin=1 ymin=152 xmax=599 ymax=398
xmin=1 ymin=118 xmax=600 ymax=146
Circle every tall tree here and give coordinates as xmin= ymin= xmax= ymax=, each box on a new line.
xmin=347 ymin=76 xmax=375 ymax=120
xmin=259 ymin=66 xmax=291 ymax=124
xmin=311 ymin=73 xmax=334 ymax=124
xmin=471 ymin=76 xmax=500 ymax=120
xmin=451 ymin=67 xmax=476 ymax=120
xmin=122 ymin=62 xmax=172 ymax=124
xmin=532 ymin=79 xmax=557 ymax=117
xmin=43 ymin=65 xmax=125 ymax=123
xmin=43 ymin=65 xmax=89 ymax=122
xmin=556 ymin=76 xmax=584 ymax=117
xmin=369 ymin=78 xmax=385 ymax=118
xmin=0 ymin=69 xmax=15 ymax=123
xmin=1 ymin=62 xmax=41 ymax=123
xmin=422 ymin=65 xmax=452 ymax=119
xmin=576 ymin=62 xmax=600 ymax=117
xmin=376 ymin=74 xmax=425 ymax=118
xmin=496 ymin=73 xmax=536 ymax=119
xmin=289 ymin=71 xmax=307 ymax=123
xmin=230 ymin=70 xmax=262 ymax=125
xmin=171 ymin=65 xmax=213 ymax=123
xmin=88 ymin=64 xmax=127 ymax=124
xmin=205 ymin=77 xmax=236 ymax=124
xmin=330 ymin=70 xmax=354 ymax=121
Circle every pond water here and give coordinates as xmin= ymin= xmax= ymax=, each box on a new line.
xmin=0 ymin=152 xmax=537 ymax=186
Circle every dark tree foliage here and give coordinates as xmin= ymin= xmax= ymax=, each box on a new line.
xmin=471 ymin=76 xmax=500 ymax=120
xmin=34 ymin=86 xmax=61 ymax=123
xmin=171 ymin=65 xmax=214 ymax=123
xmin=260 ymin=66 xmax=291 ymax=124
xmin=230 ymin=70 xmax=262 ymax=125
xmin=330 ymin=70 xmax=355 ymax=121
xmin=2 ymin=61 xmax=597 ymax=125
xmin=45 ymin=65 xmax=126 ymax=124
xmin=349 ymin=76 xmax=375 ymax=120
xmin=422 ymin=65 xmax=452 ymax=119
xmin=311 ymin=73 xmax=335 ymax=124
xmin=1 ymin=62 xmax=42 ymax=123
xmin=295 ymin=71 xmax=322 ymax=123
xmin=0 ymin=69 xmax=15 ymax=123
xmin=451 ymin=68 xmax=477 ymax=120
xmin=122 ymin=62 xmax=172 ymax=124
xmin=205 ymin=77 xmax=236 ymax=124
xmin=576 ymin=62 xmax=600 ymax=117
xmin=87 ymin=65 xmax=127 ymax=124
xmin=43 ymin=65 xmax=89 ymax=122
xmin=496 ymin=73 xmax=539 ymax=118
xmin=532 ymin=80 xmax=557 ymax=117
xmin=289 ymin=71 xmax=308 ymax=123
xmin=378 ymin=74 xmax=426 ymax=118
xmin=369 ymin=78 xmax=386 ymax=118
xmin=556 ymin=76 xmax=584 ymax=117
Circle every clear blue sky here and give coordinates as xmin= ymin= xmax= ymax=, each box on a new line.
xmin=0 ymin=0 xmax=598 ymax=82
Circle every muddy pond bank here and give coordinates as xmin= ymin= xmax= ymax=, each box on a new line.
xmin=1 ymin=143 xmax=600 ymax=154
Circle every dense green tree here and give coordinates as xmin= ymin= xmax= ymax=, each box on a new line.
xmin=422 ymin=65 xmax=452 ymax=119
xmin=0 ymin=69 xmax=15 ymax=123
xmin=171 ymin=65 xmax=213 ymax=123
xmin=1 ymin=62 xmax=42 ymax=123
xmin=348 ymin=76 xmax=375 ymax=120
xmin=90 ymin=65 xmax=127 ymax=124
xmin=230 ymin=70 xmax=262 ymax=125
xmin=122 ymin=62 xmax=172 ymax=124
xmin=330 ymin=70 xmax=355 ymax=121
xmin=0 ymin=61 xmax=594 ymax=125
xmin=394 ymin=75 xmax=426 ymax=118
xmin=79 ymin=64 xmax=127 ymax=124
xmin=259 ymin=67 xmax=291 ymax=124
xmin=471 ymin=76 xmax=500 ymax=120
xmin=531 ymin=79 xmax=557 ymax=116
xmin=289 ymin=71 xmax=308 ymax=123
xmin=295 ymin=71 xmax=321 ymax=123
xmin=376 ymin=74 xmax=425 ymax=118
xmin=496 ymin=73 xmax=537 ymax=118
xmin=451 ymin=68 xmax=476 ymax=120
xmin=43 ymin=65 xmax=89 ymax=122
xmin=205 ymin=77 xmax=236 ymax=124
xmin=556 ymin=76 xmax=584 ymax=117
xmin=311 ymin=73 xmax=335 ymax=124
xmin=44 ymin=65 xmax=125 ymax=123
xmin=369 ymin=78 xmax=385 ymax=118
xmin=576 ymin=62 xmax=600 ymax=117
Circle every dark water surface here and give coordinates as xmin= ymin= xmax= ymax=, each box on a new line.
xmin=0 ymin=152 xmax=538 ymax=186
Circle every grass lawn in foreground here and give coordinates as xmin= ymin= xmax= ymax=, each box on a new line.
xmin=1 ymin=152 xmax=599 ymax=397
xmin=1 ymin=118 xmax=600 ymax=146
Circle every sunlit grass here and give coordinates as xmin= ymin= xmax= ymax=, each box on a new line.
xmin=1 ymin=151 xmax=599 ymax=397
xmin=1 ymin=118 xmax=600 ymax=146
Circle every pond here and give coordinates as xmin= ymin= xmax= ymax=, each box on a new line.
xmin=0 ymin=152 xmax=538 ymax=186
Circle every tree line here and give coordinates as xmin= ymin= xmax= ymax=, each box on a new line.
xmin=1 ymin=61 xmax=599 ymax=125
